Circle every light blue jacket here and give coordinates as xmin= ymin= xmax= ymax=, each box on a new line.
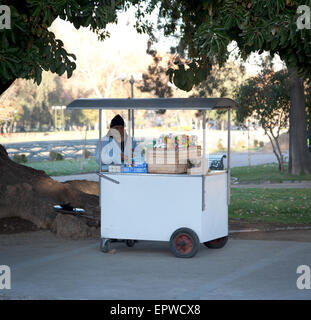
xmin=95 ymin=136 xmax=140 ymax=171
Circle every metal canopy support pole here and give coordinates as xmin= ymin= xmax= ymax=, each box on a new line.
xmin=131 ymin=108 xmax=134 ymax=164
xmin=127 ymin=108 xmax=132 ymax=165
xmin=99 ymin=109 xmax=102 ymax=208
xmin=227 ymin=108 xmax=231 ymax=205
xmin=99 ymin=109 xmax=102 ymax=173
xmin=130 ymin=75 xmax=135 ymax=139
xmin=202 ymin=110 xmax=206 ymax=211
xmin=132 ymin=110 xmax=134 ymax=137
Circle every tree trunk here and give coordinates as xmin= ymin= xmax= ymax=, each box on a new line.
xmin=266 ymin=131 xmax=283 ymax=171
xmin=0 ymin=144 xmax=100 ymax=238
xmin=288 ymin=68 xmax=311 ymax=174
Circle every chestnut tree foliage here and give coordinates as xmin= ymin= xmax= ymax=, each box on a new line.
xmin=0 ymin=0 xmax=150 ymax=94
xmin=142 ymin=0 xmax=311 ymax=174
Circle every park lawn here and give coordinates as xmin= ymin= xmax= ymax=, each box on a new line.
xmin=231 ymin=163 xmax=311 ymax=183
xmin=25 ymin=157 xmax=99 ymax=176
xmin=229 ymin=188 xmax=311 ymax=225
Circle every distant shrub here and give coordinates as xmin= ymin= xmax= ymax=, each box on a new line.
xmin=259 ymin=141 xmax=264 ymax=148
xmin=254 ymin=139 xmax=259 ymax=148
xmin=13 ymin=154 xmax=28 ymax=164
xmin=49 ymin=151 xmax=64 ymax=161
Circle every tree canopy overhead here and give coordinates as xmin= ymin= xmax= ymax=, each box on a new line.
xmin=142 ymin=0 xmax=311 ymax=174
xmin=0 ymin=0 xmax=147 ymax=94
xmin=139 ymin=0 xmax=310 ymax=91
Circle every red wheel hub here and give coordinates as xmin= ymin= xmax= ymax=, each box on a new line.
xmin=175 ymin=233 xmax=193 ymax=254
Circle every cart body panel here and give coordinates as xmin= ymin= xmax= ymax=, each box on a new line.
xmin=100 ymin=172 xmax=228 ymax=243
xmin=201 ymin=173 xmax=228 ymax=242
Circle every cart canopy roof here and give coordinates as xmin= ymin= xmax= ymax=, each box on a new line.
xmin=67 ymin=98 xmax=238 ymax=111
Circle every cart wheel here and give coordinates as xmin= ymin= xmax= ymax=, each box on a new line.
xmin=170 ymin=228 xmax=200 ymax=258
xmin=100 ymin=238 xmax=111 ymax=253
xmin=125 ymin=240 xmax=136 ymax=247
xmin=204 ymin=236 xmax=228 ymax=249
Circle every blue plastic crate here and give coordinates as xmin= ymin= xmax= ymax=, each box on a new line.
xmin=122 ymin=166 xmax=134 ymax=173
xmin=122 ymin=163 xmax=147 ymax=173
xmin=134 ymin=166 xmax=148 ymax=173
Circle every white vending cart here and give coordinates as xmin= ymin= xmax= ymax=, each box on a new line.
xmin=67 ymin=98 xmax=238 ymax=258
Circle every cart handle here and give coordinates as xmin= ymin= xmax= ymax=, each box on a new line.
xmin=97 ymin=173 xmax=120 ymax=184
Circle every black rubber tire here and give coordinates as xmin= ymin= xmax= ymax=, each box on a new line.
xmin=126 ymin=240 xmax=136 ymax=247
xmin=170 ymin=228 xmax=200 ymax=258
xmin=204 ymin=236 xmax=228 ymax=249
xmin=100 ymin=238 xmax=111 ymax=253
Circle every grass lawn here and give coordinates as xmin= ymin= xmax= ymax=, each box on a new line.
xmin=25 ymin=157 xmax=99 ymax=176
xmin=231 ymin=163 xmax=311 ymax=183
xmin=229 ymin=188 xmax=311 ymax=225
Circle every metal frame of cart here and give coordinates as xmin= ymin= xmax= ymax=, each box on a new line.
xmin=67 ymin=98 xmax=238 ymax=258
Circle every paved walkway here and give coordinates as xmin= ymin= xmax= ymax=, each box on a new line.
xmin=232 ymin=181 xmax=311 ymax=188
xmin=1 ymin=231 xmax=310 ymax=300
xmin=52 ymin=172 xmax=311 ymax=189
xmin=52 ymin=173 xmax=99 ymax=182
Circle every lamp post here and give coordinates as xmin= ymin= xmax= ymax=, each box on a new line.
xmin=129 ymin=75 xmax=134 ymax=98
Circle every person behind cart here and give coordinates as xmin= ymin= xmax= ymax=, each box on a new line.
xmin=95 ymin=114 xmax=143 ymax=170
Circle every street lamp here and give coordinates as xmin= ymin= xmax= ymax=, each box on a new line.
xmin=119 ymin=73 xmax=142 ymax=98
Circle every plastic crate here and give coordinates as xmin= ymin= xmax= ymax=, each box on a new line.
xmin=122 ymin=163 xmax=147 ymax=173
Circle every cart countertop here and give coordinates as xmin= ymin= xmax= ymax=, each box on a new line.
xmin=98 ymin=171 xmax=227 ymax=178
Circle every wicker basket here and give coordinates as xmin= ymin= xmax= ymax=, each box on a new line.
xmin=146 ymin=146 xmax=201 ymax=174
xmin=147 ymin=164 xmax=188 ymax=174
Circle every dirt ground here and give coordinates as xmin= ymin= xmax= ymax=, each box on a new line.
xmin=1 ymin=216 xmax=311 ymax=242
xmin=0 ymin=217 xmax=40 ymax=234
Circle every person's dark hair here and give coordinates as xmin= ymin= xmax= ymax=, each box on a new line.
xmin=110 ymin=114 xmax=125 ymax=128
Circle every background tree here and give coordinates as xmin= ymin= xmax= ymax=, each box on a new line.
xmin=137 ymin=41 xmax=174 ymax=115
xmin=0 ymin=102 xmax=16 ymax=133
xmin=138 ymin=41 xmax=174 ymax=98
xmin=1 ymin=71 xmax=60 ymax=131
xmin=0 ymin=0 xmax=127 ymax=95
xmin=144 ymin=0 xmax=311 ymax=174
xmin=236 ymin=68 xmax=290 ymax=171
xmin=191 ymin=61 xmax=246 ymax=129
